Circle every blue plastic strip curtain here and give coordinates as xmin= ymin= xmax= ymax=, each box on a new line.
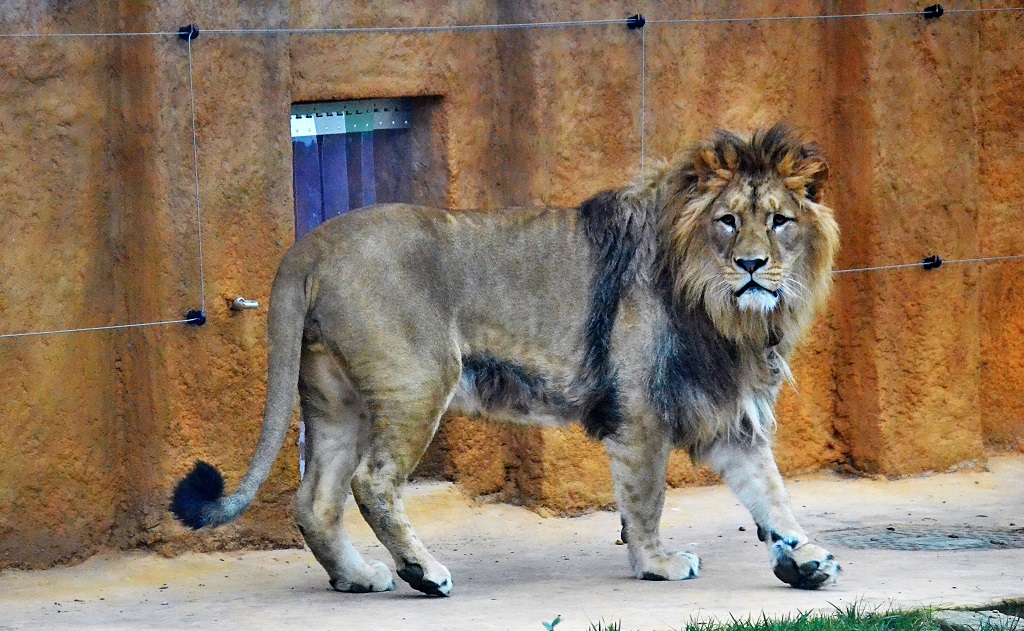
xmin=292 ymin=135 xmax=323 ymax=239
xmin=293 ymin=127 xmax=419 ymax=238
xmin=320 ymin=133 xmax=351 ymax=220
xmin=344 ymin=131 xmax=376 ymax=210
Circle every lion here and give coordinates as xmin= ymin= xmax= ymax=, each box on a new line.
xmin=171 ymin=123 xmax=841 ymax=595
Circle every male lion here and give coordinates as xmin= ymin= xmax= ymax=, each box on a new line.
xmin=172 ymin=123 xmax=841 ymax=595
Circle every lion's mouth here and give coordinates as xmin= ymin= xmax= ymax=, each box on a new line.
xmin=734 ymin=281 xmax=781 ymax=298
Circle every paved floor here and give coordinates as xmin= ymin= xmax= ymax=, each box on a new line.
xmin=3 ymin=457 xmax=1023 ymax=631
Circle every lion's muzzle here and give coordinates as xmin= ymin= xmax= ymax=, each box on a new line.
xmin=734 ymin=280 xmax=781 ymax=298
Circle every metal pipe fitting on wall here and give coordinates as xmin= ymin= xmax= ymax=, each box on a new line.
xmin=231 ymin=297 xmax=259 ymax=311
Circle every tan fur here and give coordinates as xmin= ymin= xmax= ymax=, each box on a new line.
xmin=180 ymin=124 xmax=841 ymax=594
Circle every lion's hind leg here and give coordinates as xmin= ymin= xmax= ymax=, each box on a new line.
xmin=293 ymin=352 xmax=395 ymax=593
xmin=350 ymin=374 xmax=456 ymax=597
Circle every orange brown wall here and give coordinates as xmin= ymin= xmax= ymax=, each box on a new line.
xmin=0 ymin=0 xmax=1021 ymax=569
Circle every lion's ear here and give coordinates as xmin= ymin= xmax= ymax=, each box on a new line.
xmin=693 ymin=146 xmax=733 ymax=193
xmin=783 ymin=155 xmax=829 ymax=202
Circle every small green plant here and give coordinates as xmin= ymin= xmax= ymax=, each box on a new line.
xmin=542 ymin=615 xmax=561 ymax=631
xmin=681 ymin=603 xmax=934 ymax=631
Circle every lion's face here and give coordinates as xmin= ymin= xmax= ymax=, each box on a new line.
xmin=705 ymin=178 xmax=812 ymax=314
xmin=664 ymin=126 xmax=840 ymax=345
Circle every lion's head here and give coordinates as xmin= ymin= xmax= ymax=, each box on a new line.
xmin=649 ymin=124 xmax=839 ymax=348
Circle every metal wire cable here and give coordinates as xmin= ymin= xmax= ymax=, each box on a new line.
xmin=639 ymin=24 xmax=646 ymax=173
xmin=0 ymin=319 xmax=202 ymax=340
xmin=200 ymin=18 xmax=627 ymax=36
xmin=0 ymin=6 xmax=1018 ymax=39
xmin=0 ymin=19 xmax=625 ymax=40
xmin=944 ymin=253 xmax=1024 ymax=266
xmin=649 ymin=6 xmax=1024 ymax=26
xmin=150 ymin=7 xmax=1024 ymax=34
xmin=833 ymin=261 xmax=926 ymax=275
xmin=834 ymin=253 xmax=1024 ymax=275
xmin=0 ymin=30 xmax=180 ymax=39
xmin=186 ymin=35 xmax=207 ymax=312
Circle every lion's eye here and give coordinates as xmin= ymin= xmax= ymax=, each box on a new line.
xmin=717 ymin=214 xmax=736 ymax=228
xmin=772 ymin=214 xmax=793 ymax=228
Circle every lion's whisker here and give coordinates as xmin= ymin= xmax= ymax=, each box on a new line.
xmin=781 ymin=277 xmax=812 ymax=304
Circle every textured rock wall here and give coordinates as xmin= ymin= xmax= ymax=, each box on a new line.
xmin=0 ymin=5 xmax=162 ymax=570
xmin=0 ymin=0 xmax=1021 ymax=569
xmin=978 ymin=1 xmax=1024 ymax=450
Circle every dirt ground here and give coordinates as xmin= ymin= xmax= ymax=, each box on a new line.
xmin=2 ymin=456 xmax=1023 ymax=631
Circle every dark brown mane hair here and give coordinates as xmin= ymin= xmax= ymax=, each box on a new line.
xmin=690 ymin=123 xmax=830 ymax=202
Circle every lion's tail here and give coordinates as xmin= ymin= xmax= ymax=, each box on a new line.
xmin=170 ymin=260 xmax=306 ymax=529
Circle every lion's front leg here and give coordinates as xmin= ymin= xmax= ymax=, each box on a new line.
xmin=605 ymin=426 xmax=700 ymax=581
xmin=706 ymin=440 xmax=839 ymax=589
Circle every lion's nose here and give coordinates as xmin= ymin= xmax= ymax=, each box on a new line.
xmin=735 ymin=257 xmax=768 ymax=274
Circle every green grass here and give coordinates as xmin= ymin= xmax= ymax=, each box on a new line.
xmin=680 ymin=607 xmax=934 ymax=631
xmin=576 ymin=604 xmax=937 ymax=631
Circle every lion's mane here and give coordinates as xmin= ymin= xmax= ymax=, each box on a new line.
xmin=576 ymin=124 xmax=839 ymax=452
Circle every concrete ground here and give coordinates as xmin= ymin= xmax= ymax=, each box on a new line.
xmin=3 ymin=457 xmax=1023 ymax=631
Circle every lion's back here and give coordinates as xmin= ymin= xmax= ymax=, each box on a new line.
xmin=278 ymin=203 xmax=595 ymax=369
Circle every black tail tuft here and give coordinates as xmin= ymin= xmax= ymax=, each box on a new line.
xmin=170 ymin=460 xmax=225 ymax=529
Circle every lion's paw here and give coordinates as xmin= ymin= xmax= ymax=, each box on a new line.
xmin=397 ymin=560 xmax=453 ymax=597
xmin=636 ymin=551 xmax=700 ymax=581
xmin=330 ymin=560 xmax=395 ymax=593
xmin=770 ymin=541 xmax=839 ymax=590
